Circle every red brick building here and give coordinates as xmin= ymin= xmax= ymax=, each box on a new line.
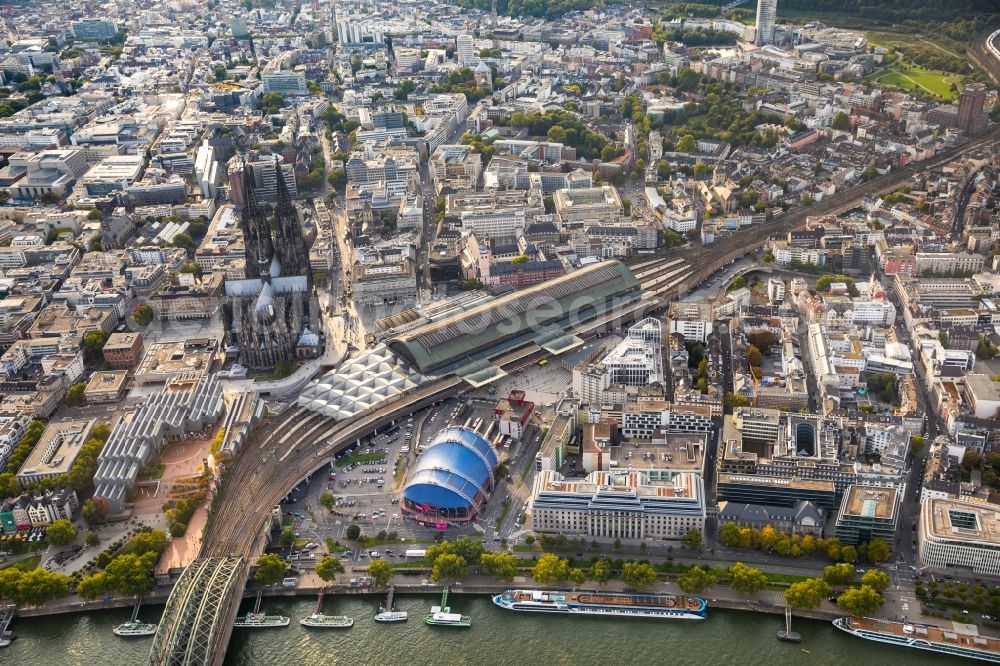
xmin=102 ymin=332 xmax=144 ymax=369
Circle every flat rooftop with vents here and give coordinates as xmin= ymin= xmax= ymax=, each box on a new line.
xmin=16 ymin=418 xmax=96 ymax=485
xmin=134 ymin=338 xmax=218 ymax=385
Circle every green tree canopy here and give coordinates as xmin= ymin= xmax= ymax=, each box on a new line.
xmin=860 ymin=569 xmax=891 ymax=592
xmin=728 ymin=562 xmax=767 ymax=595
xmin=14 ymin=569 xmax=70 ymax=606
xmin=254 ymin=553 xmax=287 ymax=585
xmin=590 ymin=559 xmax=611 ymax=584
xmin=367 ymin=559 xmax=393 ymax=588
xmin=45 ymin=519 xmax=77 ymax=546
xmin=837 ymin=585 xmax=884 ymax=616
xmin=64 ymin=383 xmax=86 ymax=407
xmin=681 ymin=529 xmax=702 ymax=549
xmin=621 ymin=562 xmax=658 ymax=590
xmin=424 ymin=537 xmax=485 ymax=565
xmin=76 ymin=571 xmax=110 ymax=599
xmin=480 ymin=552 xmax=518 ymax=581
xmin=431 ymin=553 xmax=469 ymax=582
xmin=180 ymin=263 xmax=203 ymax=279
xmin=82 ymin=330 xmax=110 ymax=362
xmin=131 ymin=304 xmax=154 ymax=327
xmin=315 ymin=556 xmax=345 ymax=583
xmin=784 ymin=578 xmax=831 ymax=609
xmin=121 ymin=530 xmax=168 ymax=558
xmin=104 ymin=552 xmax=158 ymax=596
xmin=823 ymin=563 xmax=855 ymax=586
xmin=0 ymin=569 xmax=20 ymax=600
xmin=677 ymin=565 xmax=717 ymax=594
xmin=865 ymin=539 xmax=891 ymax=564
xmin=532 ymin=554 xmax=569 ymax=585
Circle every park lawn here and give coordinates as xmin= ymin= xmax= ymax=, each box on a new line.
xmin=872 ymin=65 xmax=958 ymax=100
xmin=0 ymin=554 xmax=40 ymax=571
xmin=252 ymin=362 xmax=301 ymax=383
xmin=763 ymin=571 xmax=811 ymax=585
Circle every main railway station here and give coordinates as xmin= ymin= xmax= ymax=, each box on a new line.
xmin=298 ymin=259 xmax=653 ymax=417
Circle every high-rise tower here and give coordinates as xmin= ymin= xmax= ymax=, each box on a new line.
xmin=755 ymin=0 xmax=777 ymax=46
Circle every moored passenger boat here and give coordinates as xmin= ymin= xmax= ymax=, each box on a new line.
xmin=492 ymin=590 xmax=707 ymax=620
xmin=834 ymin=616 xmax=1000 ymax=663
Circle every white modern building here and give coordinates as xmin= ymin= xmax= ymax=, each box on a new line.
xmin=918 ymin=497 xmax=1000 ymax=577
xmin=530 ymin=469 xmax=706 ymax=541
xmin=755 ymin=0 xmax=777 ymax=46
xmin=456 ymin=35 xmax=475 ymax=66
xmin=460 ymin=208 xmax=525 ymax=238
xmin=262 ymin=72 xmax=308 ymax=96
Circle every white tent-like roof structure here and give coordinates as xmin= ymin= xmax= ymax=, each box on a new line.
xmin=298 ymin=345 xmax=427 ymax=420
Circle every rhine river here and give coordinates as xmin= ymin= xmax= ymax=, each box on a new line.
xmin=3 ymin=595 xmax=970 ymax=666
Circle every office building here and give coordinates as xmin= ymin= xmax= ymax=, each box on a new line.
xmin=70 ymin=19 xmax=118 ymax=41
xmin=15 ymin=419 xmax=96 ymax=486
xmin=755 ymin=0 xmax=777 ymax=46
xmin=918 ymin=497 xmax=1000 ymax=577
xmin=262 ymin=72 xmax=308 ymax=96
xmin=429 ymin=144 xmax=482 ymax=192
xmin=957 ymin=84 xmax=989 ymax=135
xmin=102 ymin=332 xmax=144 ymax=369
xmin=834 ymin=485 xmax=899 ymax=546
xmin=530 ymin=469 xmax=706 ymax=541
xmin=717 ymin=473 xmax=838 ymax=510
xmin=456 ymin=35 xmax=475 ymax=66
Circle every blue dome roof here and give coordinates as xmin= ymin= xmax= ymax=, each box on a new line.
xmin=403 ymin=427 xmax=498 ymax=511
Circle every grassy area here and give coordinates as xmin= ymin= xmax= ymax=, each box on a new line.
xmin=495 ymin=499 xmax=511 ymax=531
xmin=763 ymin=571 xmax=811 ymax=585
xmin=326 ymin=538 xmax=350 ymax=553
xmin=252 ymin=362 xmax=301 ymax=383
xmin=869 ymin=64 xmax=959 ymax=100
xmin=0 ymin=554 xmax=40 ymax=571
xmin=137 ymin=462 xmax=166 ymax=481
xmin=281 ymin=516 xmax=294 ymax=528
xmin=334 ymin=451 xmax=386 ymax=467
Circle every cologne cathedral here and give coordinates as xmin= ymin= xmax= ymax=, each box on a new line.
xmin=223 ymin=158 xmax=321 ymax=370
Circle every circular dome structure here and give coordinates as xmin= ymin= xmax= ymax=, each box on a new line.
xmin=402 ymin=427 xmax=498 ymax=526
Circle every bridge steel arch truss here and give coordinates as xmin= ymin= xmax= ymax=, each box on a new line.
xmin=149 ymin=556 xmax=247 ymax=666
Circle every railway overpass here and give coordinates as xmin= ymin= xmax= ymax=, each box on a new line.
xmin=148 ymin=375 xmax=462 ymax=666
xmin=150 ymin=126 xmax=1000 ymax=665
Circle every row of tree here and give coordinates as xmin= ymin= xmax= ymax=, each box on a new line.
xmin=0 ymin=567 xmax=71 ymax=606
xmin=718 ymin=524 xmax=891 ymax=564
xmin=784 ymin=567 xmax=890 ymax=616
